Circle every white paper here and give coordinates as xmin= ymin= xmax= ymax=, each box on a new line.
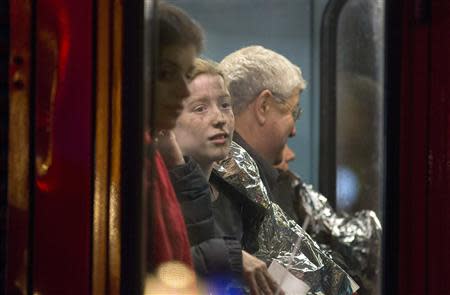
xmin=268 ymin=261 xmax=310 ymax=295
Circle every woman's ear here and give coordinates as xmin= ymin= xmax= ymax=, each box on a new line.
xmin=253 ymin=89 xmax=272 ymax=125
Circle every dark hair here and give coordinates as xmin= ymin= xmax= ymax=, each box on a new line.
xmin=158 ymin=2 xmax=204 ymax=52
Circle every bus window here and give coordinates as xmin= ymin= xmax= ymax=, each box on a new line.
xmin=320 ymin=0 xmax=385 ymax=217
xmin=169 ymin=0 xmax=386 ymax=213
xmin=149 ymin=1 xmax=384 ymax=294
xmin=170 ymin=0 xmax=325 ymax=188
xmin=321 ymin=1 xmax=385 ymax=294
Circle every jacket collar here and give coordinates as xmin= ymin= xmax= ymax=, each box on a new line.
xmin=232 ymin=132 xmax=280 ymax=195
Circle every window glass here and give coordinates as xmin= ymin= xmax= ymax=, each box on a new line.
xmin=170 ymin=0 xmax=326 ymax=187
xmin=335 ymin=0 xmax=385 ymax=216
xmin=148 ymin=1 xmax=385 ymax=294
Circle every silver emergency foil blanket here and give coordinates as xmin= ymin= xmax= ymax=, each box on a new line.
xmin=214 ymin=142 xmax=358 ymax=295
xmin=298 ymin=181 xmax=382 ymax=293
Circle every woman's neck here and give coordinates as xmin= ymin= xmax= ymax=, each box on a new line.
xmin=199 ymin=162 xmax=213 ymax=179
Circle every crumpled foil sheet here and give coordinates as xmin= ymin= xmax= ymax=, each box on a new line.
xmin=214 ymin=142 xmax=358 ymax=295
xmin=297 ymin=180 xmax=382 ymax=294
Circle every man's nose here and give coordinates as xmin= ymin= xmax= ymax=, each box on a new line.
xmin=289 ymin=124 xmax=297 ymax=137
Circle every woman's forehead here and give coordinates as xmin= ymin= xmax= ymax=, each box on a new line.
xmin=188 ymin=74 xmax=228 ymax=96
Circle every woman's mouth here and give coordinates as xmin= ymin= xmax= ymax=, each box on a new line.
xmin=208 ymin=133 xmax=229 ymax=145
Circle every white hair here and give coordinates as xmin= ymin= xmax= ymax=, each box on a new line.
xmin=219 ymin=45 xmax=306 ymax=115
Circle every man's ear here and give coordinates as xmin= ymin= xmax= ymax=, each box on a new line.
xmin=253 ymin=89 xmax=272 ymax=125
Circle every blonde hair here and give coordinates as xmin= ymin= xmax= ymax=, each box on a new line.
xmin=190 ymin=58 xmax=224 ymax=80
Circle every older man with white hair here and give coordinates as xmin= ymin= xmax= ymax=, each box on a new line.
xmin=221 ymin=45 xmax=305 ymax=168
xmin=211 ymin=46 xmax=359 ymax=295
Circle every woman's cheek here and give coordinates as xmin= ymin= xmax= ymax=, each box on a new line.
xmin=226 ymin=113 xmax=235 ymax=129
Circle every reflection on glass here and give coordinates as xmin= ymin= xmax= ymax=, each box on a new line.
xmin=337 ymin=165 xmax=360 ymax=210
xmin=335 ymin=1 xmax=385 ymax=295
xmin=335 ymin=0 xmax=385 ymax=217
xmin=143 ymin=1 xmax=385 ymax=295
xmin=169 ymin=0 xmax=323 ymax=186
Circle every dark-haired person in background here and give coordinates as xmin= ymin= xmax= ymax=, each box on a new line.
xmin=146 ymin=1 xmax=203 ymax=272
xmin=147 ymin=3 xmax=245 ymax=293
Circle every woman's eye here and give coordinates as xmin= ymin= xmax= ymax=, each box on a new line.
xmin=221 ymin=102 xmax=232 ymax=109
xmin=193 ymin=105 xmax=206 ymax=112
xmin=158 ymin=67 xmax=177 ymax=81
xmin=185 ymin=71 xmax=194 ymax=81
xmin=158 ymin=69 xmax=172 ymax=80
xmin=220 ymin=98 xmax=232 ymax=109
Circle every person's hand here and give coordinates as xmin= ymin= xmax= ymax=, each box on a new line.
xmin=155 ymin=130 xmax=185 ymax=168
xmin=242 ymin=250 xmax=284 ymax=295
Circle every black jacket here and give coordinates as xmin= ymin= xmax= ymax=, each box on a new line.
xmin=210 ymin=171 xmax=266 ymax=254
xmin=233 ymin=133 xmax=280 ymax=198
xmin=232 ymin=135 xmax=380 ymax=294
xmin=209 ymin=133 xmax=282 ymax=255
xmin=169 ymin=157 xmax=242 ymax=278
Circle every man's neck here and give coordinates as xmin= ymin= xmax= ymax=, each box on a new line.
xmin=235 ymin=125 xmax=274 ymax=165
xmin=235 ymin=115 xmax=270 ymax=160
xmin=233 ymin=132 xmax=279 ymax=197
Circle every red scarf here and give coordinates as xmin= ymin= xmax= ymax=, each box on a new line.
xmin=146 ymin=146 xmax=193 ymax=269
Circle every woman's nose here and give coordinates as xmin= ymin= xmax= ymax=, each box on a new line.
xmin=212 ymin=108 xmax=226 ymax=126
